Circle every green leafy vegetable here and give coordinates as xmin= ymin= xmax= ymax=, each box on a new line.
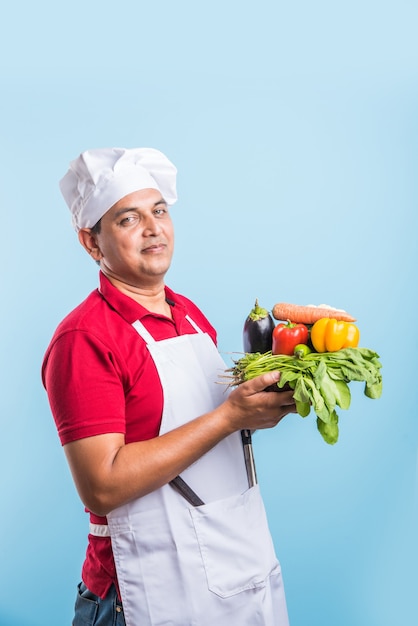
xmin=226 ymin=347 xmax=382 ymax=444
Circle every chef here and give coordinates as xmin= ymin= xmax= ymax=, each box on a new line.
xmin=42 ymin=146 xmax=295 ymax=625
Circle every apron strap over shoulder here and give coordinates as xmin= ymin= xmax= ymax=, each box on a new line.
xmin=184 ymin=315 xmax=203 ymax=334
xmin=133 ymin=315 xmax=203 ymax=344
xmin=132 ymin=319 xmax=156 ymax=344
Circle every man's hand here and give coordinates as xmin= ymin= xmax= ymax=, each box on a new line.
xmin=220 ymin=371 xmax=297 ymax=433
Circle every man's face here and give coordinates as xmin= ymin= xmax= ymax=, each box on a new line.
xmin=92 ymin=188 xmax=174 ymax=288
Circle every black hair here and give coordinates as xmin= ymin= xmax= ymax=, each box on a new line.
xmin=90 ymin=218 xmax=102 ymax=235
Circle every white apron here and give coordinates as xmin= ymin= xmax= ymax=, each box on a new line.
xmin=106 ymin=315 xmax=289 ymax=626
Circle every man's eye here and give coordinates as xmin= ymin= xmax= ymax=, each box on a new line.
xmin=119 ymin=215 xmax=136 ymax=225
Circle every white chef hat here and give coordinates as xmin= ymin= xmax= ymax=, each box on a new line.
xmin=59 ymin=147 xmax=178 ymax=231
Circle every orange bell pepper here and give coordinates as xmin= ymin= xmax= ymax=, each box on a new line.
xmin=310 ymin=318 xmax=360 ymax=353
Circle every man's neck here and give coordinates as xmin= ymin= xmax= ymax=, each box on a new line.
xmin=103 ymin=273 xmax=172 ymax=317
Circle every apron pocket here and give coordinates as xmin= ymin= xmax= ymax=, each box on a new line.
xmin=189 ymin=485 xmax=280 ymax=598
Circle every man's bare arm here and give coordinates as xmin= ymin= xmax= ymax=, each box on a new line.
xmin=64 ymin=371 xmax=296 ymax=516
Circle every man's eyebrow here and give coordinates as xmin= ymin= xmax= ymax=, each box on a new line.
xmin=113 ymin=199 xmax=167 ymax=218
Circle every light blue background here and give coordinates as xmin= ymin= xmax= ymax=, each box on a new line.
xmin=1 ymin=1 xmax=417 ymax=625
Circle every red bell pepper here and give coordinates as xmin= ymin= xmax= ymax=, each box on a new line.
xmin=272 ymin=321 xmax=309 ymax=356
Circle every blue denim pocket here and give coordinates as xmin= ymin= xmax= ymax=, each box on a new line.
xmin=72 ymin=582 xmax=99 ymax=625
xmin=72 ymin=582 xmax=125 ymax=626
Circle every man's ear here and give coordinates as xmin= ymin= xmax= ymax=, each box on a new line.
xmin=78 ymin=228 xmax=103 ymax=262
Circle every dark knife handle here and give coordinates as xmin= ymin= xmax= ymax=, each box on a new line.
xmin=169 ymin=475 xmax=205 ymax=506
xmin=241 ymin=429 xmax=258 ymax=487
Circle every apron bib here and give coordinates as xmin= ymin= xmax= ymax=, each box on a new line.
xmin=107 ymin=316 xmax=289 ymax=626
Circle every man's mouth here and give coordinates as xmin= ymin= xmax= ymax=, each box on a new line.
xmin=142 ymin=242 xmax=166 ymax=253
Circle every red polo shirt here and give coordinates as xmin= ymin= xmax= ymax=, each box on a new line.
xmin=42 ymin=272 xmax=217 ymax=599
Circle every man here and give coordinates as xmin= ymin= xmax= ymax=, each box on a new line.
xmin=42 ymin=147 xmax=296 ymax=626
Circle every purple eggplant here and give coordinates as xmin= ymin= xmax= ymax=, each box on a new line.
xmin=243 ymin=299 xmax=275 ymax=353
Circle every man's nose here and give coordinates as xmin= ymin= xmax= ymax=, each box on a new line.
xmin=143 ymin=215 xmax=162 ymax=234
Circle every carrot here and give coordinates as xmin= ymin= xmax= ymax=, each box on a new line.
xmin=272 ymin=302 xmax=356 ymax=324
